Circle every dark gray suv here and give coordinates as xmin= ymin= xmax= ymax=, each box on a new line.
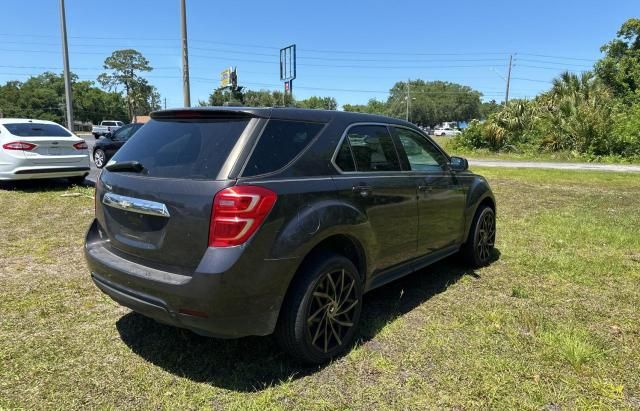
xmin=85 ymin=107 xmax=496 ymax=363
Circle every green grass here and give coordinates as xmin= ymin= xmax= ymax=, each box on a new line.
xmin=1 ymin=169 xmax=639 ymax=409
xmin=433 ymin=136 xmax=640 ymax=164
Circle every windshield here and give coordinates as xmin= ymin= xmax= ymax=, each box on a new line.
xmin=110 ymin=118 xmax=250 ymax=180
xmin=3 ymin=123 xmax=72 ymax=137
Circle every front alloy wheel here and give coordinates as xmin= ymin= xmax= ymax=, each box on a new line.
xmin=461 ymin=205 xmax=496 ymax=267
xmin=476 ymin=208 xmax=496 ymax=262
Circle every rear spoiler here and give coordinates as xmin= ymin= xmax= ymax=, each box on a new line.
xmin=150 ymin=108 xmax=269 ymax=120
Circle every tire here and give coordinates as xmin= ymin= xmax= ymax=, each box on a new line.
xmin=94 ymin=149 xmax=106 ymax=169
xmin=93 ymin=133 xmax=100 ymax=139
xmin=461 ymin=205 xmax=496 ymax=267
xmin=276 ymin=253 xmax=363 ymax=364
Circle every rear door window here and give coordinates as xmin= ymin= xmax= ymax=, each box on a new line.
xmin=242 ymin=120 xmax=324 ymax=177
xmin=3 ymin=123 xmax=71 ymax=137
xmin=342 ymin=125 xmax=401 ymax=172
xmin=110 ymin=118 xmax=249 ymax=179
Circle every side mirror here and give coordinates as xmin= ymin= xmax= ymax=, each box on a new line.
xmin=450 ymin=156 xmax=468 ymax=171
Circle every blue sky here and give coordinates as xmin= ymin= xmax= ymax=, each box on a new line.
xmin=0 ymin=0 xmax=637 ymax=108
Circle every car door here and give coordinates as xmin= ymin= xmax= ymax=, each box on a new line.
xmin=332 ymin=124 xmax=418 ymax=272
xmin=390 ymin=126 xmax=466 ymax=254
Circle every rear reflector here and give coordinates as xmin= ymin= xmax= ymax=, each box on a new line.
xmin=3 ymin=141 xmax=37 ymax=151
xmin=73 ymin=141 xmax=88 ymax=150
xmin=209 ymin=185 xmax=277 ymax=247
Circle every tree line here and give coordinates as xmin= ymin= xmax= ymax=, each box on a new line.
xmin=456 ymin=18 xmax=640 ymax=159
xmin=203 ymin=80 xmax=495 ymax=126
xmin=0 ymin=49 xmax=161 ymax=125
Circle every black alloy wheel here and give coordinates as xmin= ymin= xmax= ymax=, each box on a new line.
xmin=476 ymin=208 xmax=496 ymax=263
xmin=461 ymin=205 xmax=496 ymax=267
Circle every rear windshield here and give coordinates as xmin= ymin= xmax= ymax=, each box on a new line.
xmin=110 ymin=118 xmax=249 ymax=180
xmin=3 ymin=123 xmax=71 ymax=137
xmin=103 ymin=121 xmax=117 ymax=126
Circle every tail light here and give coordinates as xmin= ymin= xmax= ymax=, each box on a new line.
xmin=73 ymin=141 xmax=88 ymax=150
xmin=209 ymin=185 xmax=277 ymax=247
xmin=3 ymin=141 xmax=37 ymax=151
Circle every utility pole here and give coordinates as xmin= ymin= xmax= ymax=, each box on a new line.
xmin=406 ymin=78 xmax=410 ymax=122
xmin=59 ymin=0 xmax=73 ymax=130
xmin=164 ymin=97 xmax=167 ymax=110
xmin=180 ymin=0 xmax=191 ymax=107
xmin=505 ymin=54 xmax=513 ymax=104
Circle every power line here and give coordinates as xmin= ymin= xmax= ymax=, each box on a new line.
xmin=515 ymin=58 xmax=593 ymax=68
xmin=518 ymin=52 xmax=597 ymax=62
xmin=511 ymin=77 xmax=553 ymax=84
xmin=515 ymin=64 xmax=588 ymax=71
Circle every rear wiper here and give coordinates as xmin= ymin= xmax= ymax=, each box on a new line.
xmin=105 ymin=160 xmax=144 ymax=173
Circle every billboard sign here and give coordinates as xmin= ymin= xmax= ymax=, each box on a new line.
xmin=220 ymin=67 xmax=234 ymax=88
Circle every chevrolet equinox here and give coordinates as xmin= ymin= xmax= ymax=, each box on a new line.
xmin=85 ymin=107 xmax=496 ymax=364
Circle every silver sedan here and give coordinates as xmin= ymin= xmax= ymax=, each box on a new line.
xmin=0 ymin=119 xmax=90 ymax=182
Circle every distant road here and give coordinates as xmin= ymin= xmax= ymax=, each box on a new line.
xmin=469 ymin=159 xmax=640 ymax=173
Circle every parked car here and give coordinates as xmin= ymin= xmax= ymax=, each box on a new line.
xmin=433 ymin=127 xmax=461 ymax=136
xmin=85 ymin=108 xmax=496 ymax=363
xmin=92 ymin=123 xmax=144 ymax=169
xmin=92 ymin=120 xmax=124 ymax=139
xmin=0 ymin=118 xmax=89 ymax=183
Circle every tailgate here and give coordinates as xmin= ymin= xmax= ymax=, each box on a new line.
xmin=97 ymin=173 xmax=234 ymax=272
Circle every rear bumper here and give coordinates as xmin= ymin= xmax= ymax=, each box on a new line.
xmin=0 ymin=166 xmax=90 ymax=180
xmin=84 ymin=219 xmax=298 ymax=338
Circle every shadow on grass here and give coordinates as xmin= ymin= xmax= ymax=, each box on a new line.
xmin=0 ymin=177 xmax=92 ymax=192
xmin=116 ymin=249 xmax=500 ymax=392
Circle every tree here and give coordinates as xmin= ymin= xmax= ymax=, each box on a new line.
xmin=343 ymin=99 xmax=387 ymax=115
xmin=0 ymin=72 xmax=127 ymax=124
xmin=342 ymin=80 xmax=482 ymax=125
xmin=480 ymin=100 xmax=501 ymax=119
xmin=98 ymin=49 xmax=156 ymax=119
xmin=386 ymin=80 xmax=482 ymax=126
xmin=203 ymin=88 xmax=294 ymax=107
xmin=296 ymin=96 xmax=337 ymax=110
xmin=0 ymin=72 xmax=128 ymax=125
xmin=595 ymin=18 xmax=640 ymax=104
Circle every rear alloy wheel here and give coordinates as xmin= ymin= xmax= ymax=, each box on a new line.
xmin=461 ymin=206 xmax=496 ymax=267
xmin=94 ymin=149 xmax=106 ymax=169
xmin=276 ymin=253 xmax=363 ymax=364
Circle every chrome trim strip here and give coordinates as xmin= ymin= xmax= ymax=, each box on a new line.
xmin=102 ymin=192 xmax=170 ymax=218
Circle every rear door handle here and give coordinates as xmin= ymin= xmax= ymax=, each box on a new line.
xmin=352 ymin=184 xmax=373 ymax=197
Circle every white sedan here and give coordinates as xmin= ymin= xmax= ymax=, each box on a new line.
xmin=433 ymin=127 xmax=462 ymax=137
xmin=0 ymin=119 xmax=90 ymax=182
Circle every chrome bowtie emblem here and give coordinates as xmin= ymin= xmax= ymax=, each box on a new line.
xmin=118 ymin=200 xmax=132 ymax=209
